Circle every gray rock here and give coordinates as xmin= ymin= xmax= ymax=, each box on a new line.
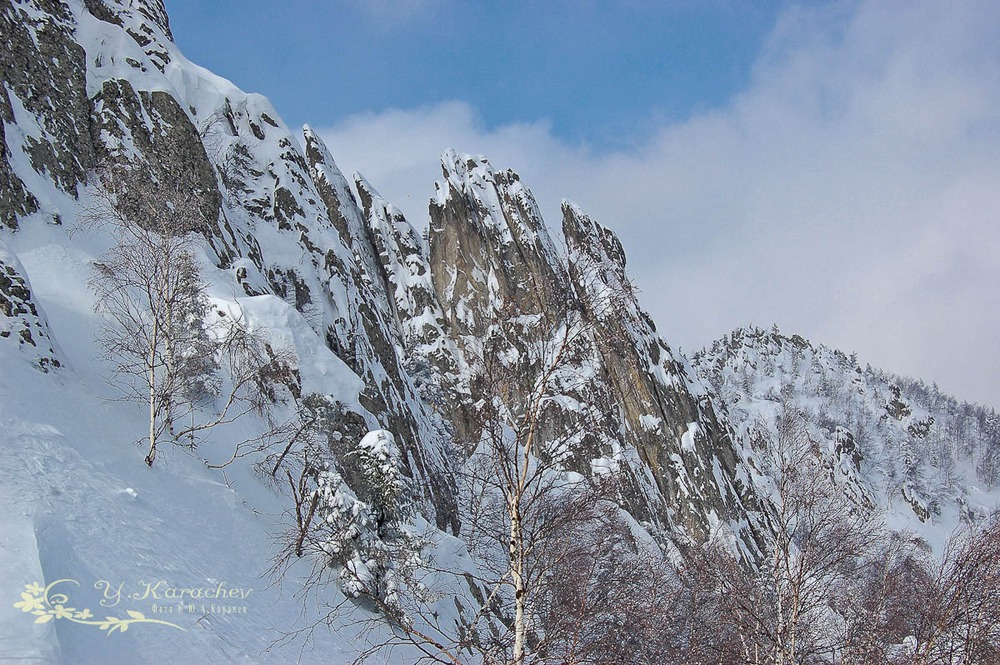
xmin=0 ymin=0 xmax=93 ymax=201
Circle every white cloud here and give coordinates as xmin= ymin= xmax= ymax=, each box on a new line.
xmin=316 ymin=101 xmax=580 ymax=223
xmin=317 ymin=0 xmax=1000 ymax=407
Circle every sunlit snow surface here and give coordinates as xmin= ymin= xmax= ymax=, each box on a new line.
xmin=0 ymin=216 xmax=446 ymax=664
xmin=3 ymin=2 xmax=997 ymax=663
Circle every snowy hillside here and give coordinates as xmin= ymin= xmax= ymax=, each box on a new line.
xmin=0 ymin=0 xmax=456 ymax=661
xmin=3 ymin=1 xmax=999 ymax=663
xmin=693 ymin=325 xmax=1000 ymax=546
xmin=0 ymin=0 xmax=762 ymax=660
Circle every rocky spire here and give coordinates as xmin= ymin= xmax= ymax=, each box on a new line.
xmin=423 ymin=153 xmax=768 ymax=551
xmin=356 ymin=173 xmax=475 ymax=444
xmin=562 ymin=201 xmax=768 ymax=549
xmin=428 ymin=150 xmax=570 ymax=342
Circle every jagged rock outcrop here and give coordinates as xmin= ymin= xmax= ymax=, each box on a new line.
xmin=90 ymin=78 xmax=221 ymax=230
xmin=429 ymin=150 xmax=569 ymax=343
xmin=562 ymin=202 xmax=766 ymax=545
xmin=0 ymin=0 xmax=770 ymax=555
xmin=426 ymin=152 xmax=768 ymax=550
xmin=0 ymin=241 xmax=60 ymax=371
xmin=354 ymin=174 xmax=473 ymax=433
xmin=0 ymin=0 xmax=92 ymax=227
xmin=199 ymin=107 xmax=461 ymax=532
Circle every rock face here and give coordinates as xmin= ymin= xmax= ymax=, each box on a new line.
xmin=0 ymin=242 xmax=60 ymax=371
xmin=298 ymin=129 xmax=460 ymax=531
xmin=0 ymin=0 xmax=769 ymax=555
xmin=561 ymin=203 xmax=765 ymax=543
xmin=0 ymin=0 xmax=92 ymax=228
xmin=354 ymin=173 xmax=472 ymax=434
xmin=429 ymin=151 xmax=569 ymax=343
xmin=0 ymin=96 xmax=39 ymax=230
xmin=90 ymin=79 xmax=221 ymax=231
xmin=426 ymin=152 xmax=767 ymax=550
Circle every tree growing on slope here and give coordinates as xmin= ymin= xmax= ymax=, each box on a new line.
xmin=671 ymin=403 xmax=1000 ymax=665
xmin=85 ymin=165 xmax=287 ymax=466
xmin=907 ymin=516 xmax=1000 ymax=664
xmin=273 ymin=264 xmax=668 ymax=664
xmin=678 ymin=409 xmax=885 ymax=664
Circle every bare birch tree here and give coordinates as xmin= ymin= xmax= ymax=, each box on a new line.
xmin=678 ymin=410 xmax=885 ymax=664
xmin=270 ymin=270 xmax=650 ymax=665
xmin=85 ymin=166 xmax=287 ymax=465
xmin=906 ymin=516 xmax=1000 ymax=664
xmin=462 ymin=306 xmax=596 ymax=664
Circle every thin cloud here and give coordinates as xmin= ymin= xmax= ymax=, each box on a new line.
xmin=318 ymin=0 xmax=1000 ymax=407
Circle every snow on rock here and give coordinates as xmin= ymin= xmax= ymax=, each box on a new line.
xmin=424 ymin=151 xmax=769 ymax=553
xmin=224 ymin=293 xmax=363 ymax=407
xmin=1 ymin=0 xmax=461 ymax=661
xmin=1 ymin=0 xmax=93 ymax=200
xmin=561 ymin=201 xmax=769 ymax=551
xmin=354 ymin=172 xmax=474 ymax=442
xmin=429 ymin=150 xmax=569 ymax=343
xmin=681 ymin=422 xmax=701 ymax=453
xmin=0 ymin=239 xmax=61 ymax=372
xmin=693 ymin=325 xmax=1000 ymax=544
xmin=4 ymin=1 xmax=993 ymax=661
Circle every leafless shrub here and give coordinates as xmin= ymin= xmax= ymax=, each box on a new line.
xmin=907 ymin=515 xmax=1000 ymax=664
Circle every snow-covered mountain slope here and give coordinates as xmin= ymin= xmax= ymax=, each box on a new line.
xmin=0 ymin=0 xmax=772 ymax=660
xmin=0 ymin=307 xmax=364 ymax=664
xmin=692 ymin=325 xmax=1000 ymax=546
xmin=4 ymin=0 xmax=994 ymax=662
xmin=0 ymin=1 xmax=459 ymax=661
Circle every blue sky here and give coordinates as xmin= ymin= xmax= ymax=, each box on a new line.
xmin=164 ymin=1 xmax=1000 ymax=408
xmin=167 ymin=0 xmax=787 ymax=149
